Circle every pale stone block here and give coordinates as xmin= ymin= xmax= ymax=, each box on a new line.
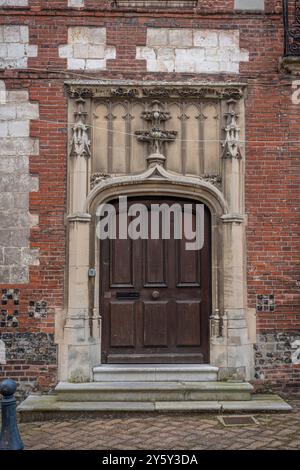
xmin=234 ymin=0 xmax=264 ymax=10
xmin=219 ymin=31 xmax=239 ymax=47
xmin=0 ymin=193 xmax=13 ymax=210
xmin=25 ymin=44 xmax=38 ymax=57
xmin=7 ymin=90 xmax=29 ymax=103
xmin=0 ymin=29 xmax=3 ymax=43
xmin=68 ymin=0 xmax=84 ymax=6
xmin=13 ymin=193 xmax=28 ymax=209
xmin=69 ymin=27 xmax=90 ymax=45
xmin=169 ymin=29 xmax=193 ymax=47
xmin=239 ymin=50 xmax=250 ymax=62
xmin=88 ymin=44 xmax=105 ymax=58
xmin=0 ymin=137 xmax=38 ymax=156
xmin=4 ymin=25 xmax=20 ymax=43
xmin=175 ymin=48 xmax=196 ymax=73
xmin=157 ymin=47 xmax=175 ymax=72
xmin=68 ymin=58 xmax=86 ymax=69
xmin=144 ymin=59 xmax=160 ymax=72
xmin=16 ymin=102 xmax=39 ymax=120
xmin=21 ymin=247 xmax=39 ymax=266
xmin=205 ymin=47 xmax=222 ymax=60
xmin=220 ymin=61 xmax=239 ymax=73
xmin=4 ymin=248 xmax=22 ymax=266
xmin=85 ymin=59 xmax=106 ymax=70
xmin=0 ymin=121 xmax=8 ymax=137
xmin=7 ymin=43 xmax=25 ymax=59
xmin=73 ymin=44 xmax=89 ymax=59
xmin=4 ymin=57 xmax=27 ymax=69
xmin=91 ymin=28 xmax=106 ymax=45
xmin=136 ymin=46 xmax=156 ymax=61
xmin=59 ymin=45 xmax=73 ymax=59
xmin=19 ymin=26 xmax=29 ymax=43
xmin=0 ymin=267 xmax=9 ymax=284
xmin=105 ymin=46 xmax=116 ymax=60
xmin=0 ymin=80 xmax=6 ymax=105
xmin=0 ymin=104 xmax=17 ymax=120
xmin=193 ymin=30 xmax=218 ymax=47
xmin=0 ymin=44 xmax=7 ymax=58
xmin=8 ymin=119 xmax=29 ymax=137
xmin=0 ymin=0 xmax=28 ymax=5
xmin=197 ymin=60 xmax=220 ymax=73
xmin=10 ymin=266 xmax=28 ymax=284
xmin=147 ymin=28 xmax=169 ymax=47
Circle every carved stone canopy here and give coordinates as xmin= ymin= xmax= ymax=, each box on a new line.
xmin=66 ymin=81 xmax=245 ymax=101
xmin=67 ymin=81 xmax=245 ymax=185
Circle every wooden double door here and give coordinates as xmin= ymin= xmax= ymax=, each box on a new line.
xmin=100 ymin=197 xmax=211 ymax=364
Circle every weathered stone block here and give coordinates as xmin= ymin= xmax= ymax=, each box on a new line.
xmin=138 ymin=28 xmax=249 ymax=74
xmin=234 ymin=0 xmax=264 ymax=11
xmin=169 ymin=29 xmax=193 ymax=47
xmin=147 ymin=28 xmax=169 ymax=47
xmin=0 ymin=193 xmax=14 ymax=210
xmin=193 ymin=30 xmax=218 ymax=47
xmin=0 ymin=0 xmax=28 ymax=5
xmin=8 ymin=119 xmax=29 ymax=137
xmin=68 ymin=0 xmax=84 ymax=6
xmin=0 ymin=266 xmax=9 ymax=283
xmin=60 ymin=27 xmax=116 ymax=70
xmin=10 ymin=265 xmax=28 ymax=283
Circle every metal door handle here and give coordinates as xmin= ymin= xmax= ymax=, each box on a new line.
xmin=152 ymin=290 xmax=160 ymax=300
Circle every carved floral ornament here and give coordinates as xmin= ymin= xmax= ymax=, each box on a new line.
xmin=66 ymin=83 xmax=245 ymax=101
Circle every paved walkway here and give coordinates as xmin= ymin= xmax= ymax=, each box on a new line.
xmin=20 ymin=399 xmax=300 ymax=450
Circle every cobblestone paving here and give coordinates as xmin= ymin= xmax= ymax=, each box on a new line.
xmin=20 ymin=400 xmax=300 ymax=450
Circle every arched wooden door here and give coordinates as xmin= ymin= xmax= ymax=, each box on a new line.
xmin=100 ymin=196 xmax=211 ymax=364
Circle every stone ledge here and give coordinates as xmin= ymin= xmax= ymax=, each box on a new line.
xmin=17 ymin=394 xmax=292 ymax=422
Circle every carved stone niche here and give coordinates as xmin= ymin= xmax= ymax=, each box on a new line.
xmin=66 ymin=82 xmax=245 ymax=183
xmin=111 ymin=1 xmax=198 ymax=8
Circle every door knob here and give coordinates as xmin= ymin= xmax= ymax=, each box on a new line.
xmin=152 ymin=290 xmax=160 ymax=300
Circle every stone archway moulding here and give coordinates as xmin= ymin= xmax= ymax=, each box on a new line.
xmin=57 ymin=81 xmax=254 ymax=384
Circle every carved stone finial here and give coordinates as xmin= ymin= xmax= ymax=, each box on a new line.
xmin=222 ymin=99 xmax=242 ymax=160
xmin=135 ymin=101 xmax=177 ymax=167
xmin=70 ymin=97 xmax=91 ymax=159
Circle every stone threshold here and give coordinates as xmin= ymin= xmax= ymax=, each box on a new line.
xmin=18 ymin=394 xmax=292 ymax=422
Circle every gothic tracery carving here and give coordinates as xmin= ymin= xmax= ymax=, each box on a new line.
xmin=70 ymin=98 xmax=91 ymax=158
xmin=222 ymin=99 xmax=242 ymax=159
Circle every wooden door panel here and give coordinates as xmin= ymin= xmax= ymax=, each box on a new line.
xmin=110 ymin=238 xmax=133 ymax=287
xmin=110 ymin=302 xmax=135 ymax=347
xmin=101 ymin=197 xmax=211 ymax=364
xmin=176 ymin=301 xmax=201 ymax=347
xmin=144 ymin=238 xmax=167 ymax=286
xmin=177 ymin=234 xmax=201 ymax=287
xmin=143 ymin=302 xmax=168 ymax=347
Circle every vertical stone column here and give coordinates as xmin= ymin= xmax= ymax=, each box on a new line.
xmin=59 ymin=97 xmax=100 ymax=383
xmin=216 ymin=98 xmax=253 ymax=380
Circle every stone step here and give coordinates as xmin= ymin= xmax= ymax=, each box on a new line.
xmin=17 ymin=394 xmax=292 ymax=423
xmin=93 ymin=364 xmax=219 ymax=382
xmin=55 ymin=381 xmax=254 ymax=402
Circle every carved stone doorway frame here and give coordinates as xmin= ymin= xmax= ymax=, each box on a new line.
xmin=56 ymin=81 xmax=255 ymax=383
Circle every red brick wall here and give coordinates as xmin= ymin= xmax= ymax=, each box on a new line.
xmin=0 ymin=0 xmax=299 ymax=396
